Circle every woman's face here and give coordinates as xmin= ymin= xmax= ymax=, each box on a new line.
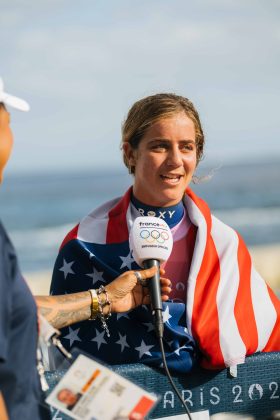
xmin=0 ymin=105 xmax=13 ymax=183
xmin=125 ymin=112 xmax=197 ymax=207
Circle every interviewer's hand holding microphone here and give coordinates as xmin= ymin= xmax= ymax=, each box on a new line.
xmin=106 ymin=264 xmax=171 ymax=314
xmin=105 ymin=216 xmax=173 ymax=316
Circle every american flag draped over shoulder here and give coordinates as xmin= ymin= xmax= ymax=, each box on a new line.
xmin=50 ymin=187 xmax=280 ymax=371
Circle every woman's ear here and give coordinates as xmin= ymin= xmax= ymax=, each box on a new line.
xmin=123 ymin=142 xmax=137 ymax=167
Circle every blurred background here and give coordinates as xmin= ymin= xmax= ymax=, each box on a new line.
xmin=1 ymin=0 xmax=279 ymax=294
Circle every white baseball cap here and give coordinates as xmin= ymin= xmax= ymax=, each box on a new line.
xmin=0 ymin=77 xmax=30 ymax=112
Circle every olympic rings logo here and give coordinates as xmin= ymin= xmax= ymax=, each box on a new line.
xmin=140 ymin=229 xmax=169 ymax=244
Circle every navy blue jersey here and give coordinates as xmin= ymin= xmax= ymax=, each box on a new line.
xmin=0 ymin=221 xmax=42 ymax=419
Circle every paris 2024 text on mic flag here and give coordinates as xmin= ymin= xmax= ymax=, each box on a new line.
xmin=129 ymin=216 xmax=173 ymax=338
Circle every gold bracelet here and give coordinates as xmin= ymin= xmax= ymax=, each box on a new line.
xmin=88 ymin=289 xmax=99 ymax=320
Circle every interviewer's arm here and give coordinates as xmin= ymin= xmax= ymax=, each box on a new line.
xmin=35 ymin=292 xmax=91 ymax=329
xmin=35 ymin=267 xmax=171 ymax=329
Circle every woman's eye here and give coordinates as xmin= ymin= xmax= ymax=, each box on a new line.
xmin=182 ymin=143 xmax=195 ymax=152
xmin=152 ymin=143 xmax=167 ymax=151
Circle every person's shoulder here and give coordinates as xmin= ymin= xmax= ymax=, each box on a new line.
xmin=0 ymin=220 xmax=15 ymax=253
xmin=184 ymin=188 xmax=212 ymax=225
xmin=85 ymin=187 xmax=132 ymax=221
xmin=184 ymin=189 xmax=239 ymax=243
xmin=211 ymin=213 xmax=240 ymax=245
xmin=211 ymin=213 xmax=235 ymax=232
xmin=85 ymin=195 xmax=123 ymax=220
xmin=58 ymin=194 xmax=125 ymax=250
xmin=0 ymin=219 xmax=21 ymax=287
xmin=0 ymin=219 xmax=8 ymax=238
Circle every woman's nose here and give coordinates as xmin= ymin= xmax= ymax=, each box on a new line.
xmin=166 ymin=147 xmax=182 ymax=167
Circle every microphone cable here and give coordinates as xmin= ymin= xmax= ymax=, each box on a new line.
xmin=158 ymin=336 xmax=192 ymax=420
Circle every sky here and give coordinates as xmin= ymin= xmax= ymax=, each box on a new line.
xmin=1 ymin=0 xmax=280 ymax=174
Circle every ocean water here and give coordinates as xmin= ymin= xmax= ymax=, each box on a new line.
xmin=1 ymin=159 xmax=280 ymax=273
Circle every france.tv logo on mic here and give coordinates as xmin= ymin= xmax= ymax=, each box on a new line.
xmin=129 ymin=216 xmax=173 ymax=267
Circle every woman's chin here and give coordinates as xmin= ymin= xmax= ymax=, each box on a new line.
xmin=158 ymin=186 xmax=186 ymax=205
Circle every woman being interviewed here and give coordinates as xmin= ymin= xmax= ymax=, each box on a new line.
xmin=51 ymin=93 xmax=280 ymax=373
xmin=0 ymin=81 xmax=171 ymax=420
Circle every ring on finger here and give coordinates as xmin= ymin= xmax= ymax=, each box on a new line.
xmin=134 ymin=271 xmax=148 ymax=287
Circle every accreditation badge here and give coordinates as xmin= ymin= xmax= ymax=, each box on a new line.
xmin=46 ymin=353 xmax=158 ymax=420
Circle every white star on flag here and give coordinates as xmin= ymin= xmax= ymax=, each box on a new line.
xmin=59 ymin=259 xmax=75 ymax=279
xmin=135 ymin=340 xmax=154 ymax=358
xmin=64 ymin=326 xmax=81 ymax=347
xmin=174 ymin=345 xmax=187 ymax=356
xmin=86 ymin=267 xmax=105 ymax=285
xmin=91 ymin=328 xmax=107 ymax=350
xmin=116 ymin=333 xmax=130 ymax=352
xmin=50 ymin=407 xmax=63 ymax=419
xmin=162 ymin=305 xmax=172 ymax=324
xmin=143 ymin=322 xmax=154 ymax=332
xmin=119 ymin=251 xmax=134 ymax=270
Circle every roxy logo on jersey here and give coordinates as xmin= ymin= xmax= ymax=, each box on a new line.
xmin=137 ymin=208 xmax=176 ymax=220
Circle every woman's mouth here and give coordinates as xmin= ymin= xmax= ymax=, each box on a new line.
xmin=160 ymin=174 xmax=183 ymax=184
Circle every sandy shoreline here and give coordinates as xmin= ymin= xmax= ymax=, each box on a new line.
xmin=24 ymin=243 xmax=280 ymax=296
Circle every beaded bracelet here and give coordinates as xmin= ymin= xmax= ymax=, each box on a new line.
xmin=97 ymin=285 xmax=112 ymax=337
xmin=88 ymin=286 xmax=112 ymax=336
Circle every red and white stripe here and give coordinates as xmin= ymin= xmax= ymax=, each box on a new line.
xmin=184 ymin=188 xmax=279 ymax=368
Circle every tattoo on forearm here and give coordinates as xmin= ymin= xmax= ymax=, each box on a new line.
xmin=36 ymin=292 xmax=91 ymax=329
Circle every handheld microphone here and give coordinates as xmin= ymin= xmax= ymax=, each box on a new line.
xmin=130 ymin=217 xmax=193 ymax=419
xmin=129 ymin=216 xmax=173 ymax=338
